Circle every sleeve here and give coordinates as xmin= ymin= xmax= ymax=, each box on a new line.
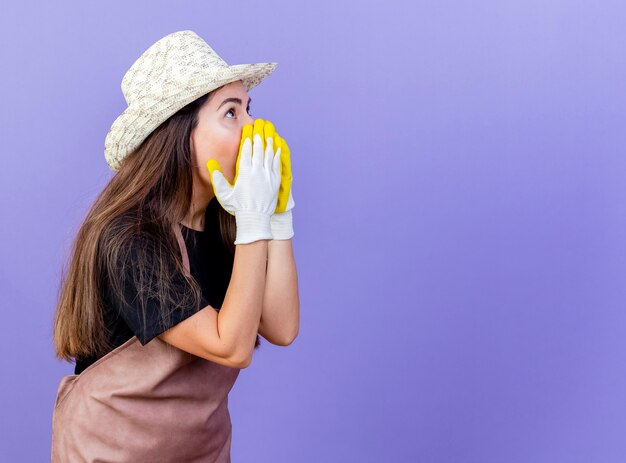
xmin=106 ymin=237 xmax=209 ymax=346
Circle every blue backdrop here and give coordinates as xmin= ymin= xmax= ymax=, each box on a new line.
xmin=0 ymin=0 xmax=624 ymax=461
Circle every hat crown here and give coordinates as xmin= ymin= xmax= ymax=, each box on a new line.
xmin=120 ymin=30 xmax=230 ymax=105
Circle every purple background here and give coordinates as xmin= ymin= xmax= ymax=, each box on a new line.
xmin=1 ymin=0 xmax=624 ymax=461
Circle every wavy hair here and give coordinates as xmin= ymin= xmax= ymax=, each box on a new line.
xmin=53 ymin=89 xmax=261 ymax=364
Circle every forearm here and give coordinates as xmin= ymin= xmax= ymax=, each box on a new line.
xmin=218 ymin=239 xmax=269 ymax=363
xmin=261 ymin=239 xmax=300 ymax=344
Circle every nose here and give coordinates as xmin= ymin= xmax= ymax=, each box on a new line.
xmin=243 ymin=113 xmax=254 ymax=126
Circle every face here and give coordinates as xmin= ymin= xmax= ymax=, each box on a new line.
xmin=189 ymin=80 xmax=255 ymax=190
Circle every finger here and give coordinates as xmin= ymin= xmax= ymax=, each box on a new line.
xmin=209 ymin=168 xmax=234 ymax=203
xmin=273 ymin=147 xmax=282 ymax=183
xmin=206 ymin=161 xmax=234 ymax=205
xmin=273 ymin=133 xmax=282 ymax=169
xmin=264 ymin=136 xmax=274 ymax=173
xmin=273 ymin=146 xmax=290 ymax=213
xmin=253 ymin=133 xmax=264 ymax=168
xmin=240 ymin=123 xmax=253 ymax=143
xmin=274 ymin=134 xmax=291 ymax=182
xmin=252 ymin=119 xmax=266 ymax=168
xmin=273 ymin=132 xmax=283 ymax=157
xmin=263 ymin=120 xmax=276 ymax=154
xmin=263 ymin=120 xmax=277 ymax=173
xmin=239 ymin=124 xmax=254 ymax=171
xmin=279 ymin=134 xmax=291 ymax=161
xmin=239 ymin=136 xmax=253 ymax=172
xmin=253 ymin=118 xmax=266 ymax=145
xmin=280 ymin=136 xmax=293 ymax=181
xmin=206 ymin=159 xmax=231 ymax=187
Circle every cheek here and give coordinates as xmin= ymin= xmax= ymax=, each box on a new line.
xmin=195 ymin=130 xmax=242 ymax=183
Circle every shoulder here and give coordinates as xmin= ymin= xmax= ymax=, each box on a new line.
xmin=102 ymin=227 xmax=178 ymax=283
xmin=123 ymin=226 xmax=173 ymax=255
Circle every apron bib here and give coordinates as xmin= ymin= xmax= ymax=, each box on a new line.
xmin=51 ymin=225 xmax=241 ymax=462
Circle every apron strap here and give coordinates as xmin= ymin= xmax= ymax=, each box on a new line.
xmin=173 ymin=224 xmax=191 ymax=276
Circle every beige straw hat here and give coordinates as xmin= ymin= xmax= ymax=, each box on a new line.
xmin=104 ymin=30 xmax=278 ymax=172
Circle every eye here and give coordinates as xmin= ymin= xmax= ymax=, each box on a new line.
xmin=225 ymin=106 xmax=252 ymax=118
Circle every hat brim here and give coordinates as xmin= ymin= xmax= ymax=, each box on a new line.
xmin=104 ymin=62 xmax=278 ymax=172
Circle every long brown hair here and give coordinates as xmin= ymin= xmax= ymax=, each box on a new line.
xmin=53 ymin=89 xmax=260 ymax=364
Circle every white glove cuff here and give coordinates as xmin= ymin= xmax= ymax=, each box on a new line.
xmin=234 ymin=210 xmax=273 ymax=245
xmin=270 ymin=209 xmax=294 ymax=240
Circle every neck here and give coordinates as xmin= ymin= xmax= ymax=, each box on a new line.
xmin=181 ymin=179 xmax=215 ymax=232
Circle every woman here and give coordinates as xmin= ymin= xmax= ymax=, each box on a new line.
xmin=51 ymin=30 xmax=299 ymax=462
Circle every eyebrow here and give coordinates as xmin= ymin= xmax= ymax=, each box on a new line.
xmin=217 ymin=97 xmax=252 ymax=110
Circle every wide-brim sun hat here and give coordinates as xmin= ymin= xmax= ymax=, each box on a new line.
xmin=104 ymin=30 xmax=278 ymax=172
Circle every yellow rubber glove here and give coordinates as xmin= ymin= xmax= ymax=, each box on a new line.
xmin=208 ymin=118 xmax=295 ymax=240
xmin=206 ymin=119 xmax=281 ymax=244
xmin=270 ymin=131 xmax=295 ymax=240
